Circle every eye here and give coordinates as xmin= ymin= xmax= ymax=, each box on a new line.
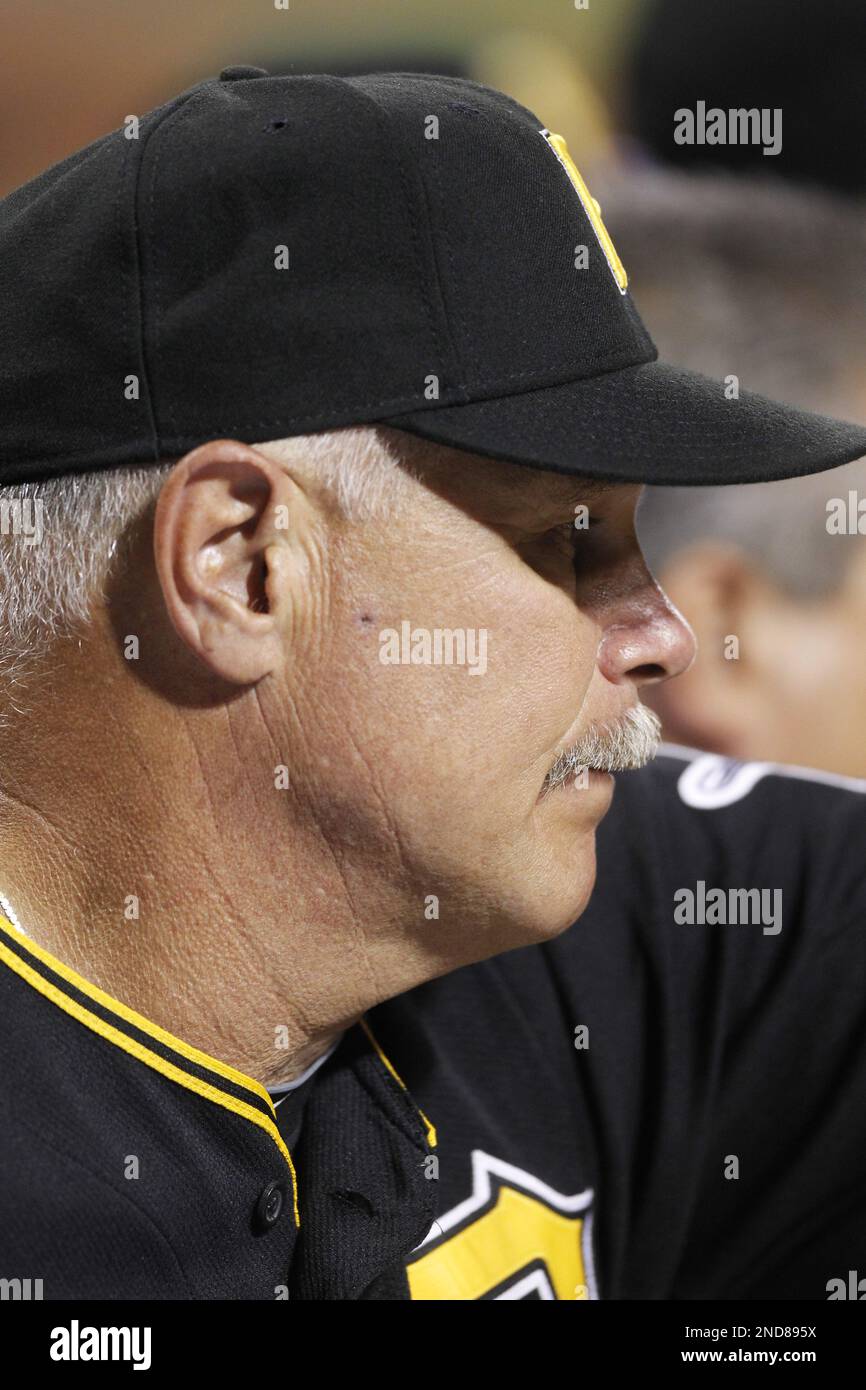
xmin=512 ymin=513 xmax=605 ymax=587
xmin=550 ymin=516 xmax=601 ymax=553
xmin=570 ymin=512 xmax=602 ymax=534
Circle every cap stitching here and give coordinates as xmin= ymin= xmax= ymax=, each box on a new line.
xmin=116 ymin=121 xmax=159 ymax=466
xmin=425 ymin=141 xmax=474 ymax=381
xmin=141 ymin=344 xmax=655 ymax=435
xmin=141 ymin=74 xmax=456 ymax=438
xmin=142 ymin=90 xmax=213 ymax=451
xmin=409 ymin=126 xmax=470 ymax=396
xmin=339 ymin=77 xmax=456 ymax=395
xmin=163 ymin=342 xmax=650 ymax=436
xmin=114 ymin=129 xmax=131 ymax=449
xmin=389 ymin=71 xmax=544 ymax=130
xmin=128 ymin=89 xmax=209 ymax=465
xmin=0 ymin=345 xmax=661 ymax=470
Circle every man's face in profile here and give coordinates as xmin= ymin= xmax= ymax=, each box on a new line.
xmin=175 ymin=429 xmax=696 ymax=961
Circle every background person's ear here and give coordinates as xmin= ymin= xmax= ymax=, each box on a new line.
xmin=153 ymin=438 xmax=309 ymax=685
xmin=645 ymin=541 xmax=768 ymax=753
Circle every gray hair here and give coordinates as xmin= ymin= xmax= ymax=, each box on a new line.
xmin=0 ymin=426 xmax=417 ymax=695
xmin=601 ymin=168 xmax=866 ymax=594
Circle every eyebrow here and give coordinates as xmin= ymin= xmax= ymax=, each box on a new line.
xmin=511 ymin=475 xmax=621 ymax=513
xmin=569 ymin=479 xmax=619 ymax=498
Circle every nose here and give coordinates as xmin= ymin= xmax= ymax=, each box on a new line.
xmin=594 ymin=570 xmax=697 ymax=690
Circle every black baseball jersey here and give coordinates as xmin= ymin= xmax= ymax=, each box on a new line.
xmin=1 ymin=746 xmax=864 ymax=1300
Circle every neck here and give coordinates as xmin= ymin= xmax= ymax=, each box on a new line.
xmin=0 ymin=800 xmax=358 ymax=1087
xmin=0 ymin=647 xmax=441 ymax=1088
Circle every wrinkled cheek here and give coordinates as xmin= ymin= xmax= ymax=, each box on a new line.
xmin=471 ymin=588 xmax=596 ymax=781
xmin=314 ymin=572 xmax=594 ymax=846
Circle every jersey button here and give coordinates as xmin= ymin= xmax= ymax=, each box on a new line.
xmin=219 ymin=65 xmax=269 ymax=82
xmin=253 ymin=1179 xmax=286 ymax=1234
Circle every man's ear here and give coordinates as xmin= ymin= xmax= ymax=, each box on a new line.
xmin=647 ymin=542 xmax=763 ymax=751
xmin=153 ymin=438 xmax=313 ymax=685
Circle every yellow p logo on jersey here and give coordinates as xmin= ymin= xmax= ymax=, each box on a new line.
xmin=405 ymin=1151 xmax=597 ymax=1300
xmin=540 ymin=129 xmax=628 ymax=294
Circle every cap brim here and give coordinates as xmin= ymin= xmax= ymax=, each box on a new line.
xmin=383 ymin=360 xmax=866 ymax=486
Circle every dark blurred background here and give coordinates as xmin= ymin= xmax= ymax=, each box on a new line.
xmin=4 ymin=0 xmax=864 ymax=197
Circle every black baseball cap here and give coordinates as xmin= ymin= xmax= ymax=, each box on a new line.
xmin=1 ymin=66 xmax=865 ymax=488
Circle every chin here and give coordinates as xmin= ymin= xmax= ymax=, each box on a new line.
xmin=497 ymin=845 xmax=599 ymax=951
xmin=547 ymin=863 xmax=598 ymax=938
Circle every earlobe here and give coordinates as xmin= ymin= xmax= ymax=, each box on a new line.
xmin=153 ymin=439 xmax=292 ymax=686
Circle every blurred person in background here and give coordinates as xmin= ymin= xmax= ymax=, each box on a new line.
xmin=630 ymin=0 xmax=866 ymax=196
xmin=603 ymin=170 xmax=866 ymax=777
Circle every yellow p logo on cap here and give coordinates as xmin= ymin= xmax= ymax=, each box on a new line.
xmin=540 ymin=129 xmax=628 ymax=294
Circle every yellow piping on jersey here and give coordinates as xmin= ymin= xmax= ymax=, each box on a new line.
xmin=360 ymin=1016 xmax=437 ymax=1148
xmin=0 ymin=914 xmax=300 ymax=1226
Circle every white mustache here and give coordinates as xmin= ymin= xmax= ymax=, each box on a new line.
xmin=543 ymin=704 xmax=662 ymax=791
